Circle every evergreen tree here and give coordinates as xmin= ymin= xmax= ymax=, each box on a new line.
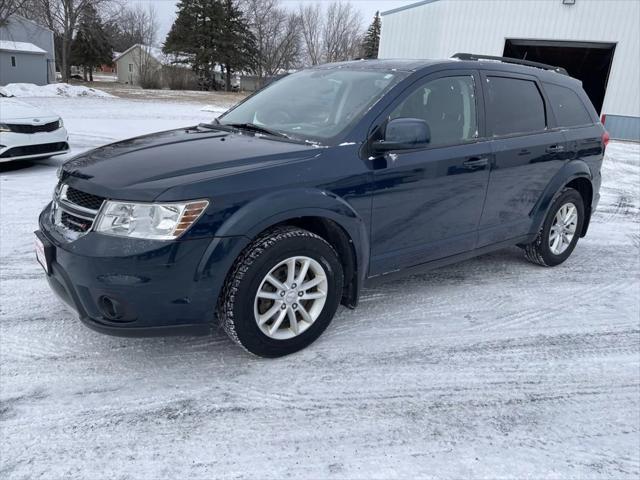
xmin=164 ymin=0 xmax=255 ymax=91
xmin=362 ymin=11 xmax=381 ymax=59
xmin=219 ymin=0 xmax=255 ymax=91
xmin=70 ymin=5 xmax=113 ymax=81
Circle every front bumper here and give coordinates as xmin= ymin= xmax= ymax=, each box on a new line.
xmin=0 ymin=127 xmax=69 ymax=162
xmin=38 ymin=204 xmax=246 ymax=337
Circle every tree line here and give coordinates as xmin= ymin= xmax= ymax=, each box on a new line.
xmin=2 ymin=0 xmax=382 ymax=90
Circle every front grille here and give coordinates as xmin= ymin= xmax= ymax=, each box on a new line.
xmin=0 ymin=142 xmax=69 ymax=159
xmin=65 ymin=186 xmax=105 ymax=211
xmin=7 ymin=121 xmax=60 ymax=134
xmin=53 ymin=184 xmax=105 ymax=236
xmin=61 ymin=211 xmax=93 ymax=232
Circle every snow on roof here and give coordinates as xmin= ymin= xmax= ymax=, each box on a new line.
xmin=0 ymin=40 xmax=46 ymax=54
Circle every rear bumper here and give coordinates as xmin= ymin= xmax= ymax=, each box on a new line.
xmin=38 ymin=204 xmax=246 ymax=337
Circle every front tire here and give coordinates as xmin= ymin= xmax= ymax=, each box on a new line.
xmin=217 ymin=226 xmax=343 ymax=357
xmin=524 ymin=187 xmax=585 ymax=267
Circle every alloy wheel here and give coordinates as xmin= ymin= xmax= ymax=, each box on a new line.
xmin=549 ymin=202 xmax=578 ymax=255
xmin=253 ymin=256 xmax=328 ymax=340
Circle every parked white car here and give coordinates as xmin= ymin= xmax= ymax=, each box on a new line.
xmin=0 ymin=89 xmax=69 ymax=163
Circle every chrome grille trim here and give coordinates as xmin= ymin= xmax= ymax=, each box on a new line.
xmin=52 ymin=184 xmax=105 ymax=236
xmin=58 ymin=185 xmax=101 ymax=216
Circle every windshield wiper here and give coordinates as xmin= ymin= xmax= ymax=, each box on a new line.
xmin=197 ymin=122 xmax=235 ymax=132
xmin=225 ymin=122 xmax=291 ymax=139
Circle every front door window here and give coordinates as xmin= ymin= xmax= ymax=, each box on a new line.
xmin=389 ymin=76 xmax=478 ymax=147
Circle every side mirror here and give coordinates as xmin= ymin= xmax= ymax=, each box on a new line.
xmin=372 ymin=118 xmax=431 ymax=152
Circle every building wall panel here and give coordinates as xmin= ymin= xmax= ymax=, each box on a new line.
xmin=380 ymin=0 xmax=640 ymax=123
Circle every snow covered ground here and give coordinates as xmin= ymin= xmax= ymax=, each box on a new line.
xmin=0 ymin=95 xmax=639 ymax=479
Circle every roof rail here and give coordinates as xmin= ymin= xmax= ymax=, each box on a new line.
xmin=451 ymin=53 xmax=569 ymax=76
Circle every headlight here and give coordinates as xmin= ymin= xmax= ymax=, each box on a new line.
xmin=94 ymin=200 xmax=209 ymax=240
xmin=0 ymin=123 xmax=10 ymax=133
xmin=58 ymin=118 xmax=64 ymax=128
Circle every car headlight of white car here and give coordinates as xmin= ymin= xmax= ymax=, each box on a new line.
xmin=94 ymin=200 xmax=209 ymax=240
xmin=58 ymin=118 xmax=64 ymax=128
xmin=0 ymin=123 xmax=11 ymax=133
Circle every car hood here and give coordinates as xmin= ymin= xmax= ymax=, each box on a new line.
xmin=61 ymin=127 xmax=319 ymax=201
xmin=0 ymin=98 xmax=59 ymax=122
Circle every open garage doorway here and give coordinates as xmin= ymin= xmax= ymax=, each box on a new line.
xmin=504 ymin=39 xmax=616 ymax=114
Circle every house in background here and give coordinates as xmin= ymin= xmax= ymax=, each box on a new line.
xmin=114 ymin=44 xmax=196 ymax=89
xmin=97 ymin=52 xmax=120 ymax=74
xmin=0 ymin=15 xmax=55 ymax=85
xmin=379 ymin=0 xmax=640 ymax=141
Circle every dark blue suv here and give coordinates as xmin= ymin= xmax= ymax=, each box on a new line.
xmin=36 ymin=55 xmax=607 ymax=357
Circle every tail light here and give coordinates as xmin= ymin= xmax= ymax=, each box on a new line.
xmin=600 ymin=114 xmax=606 ymax=125
xmin=602 ymin=130 xmax=610 ymax=149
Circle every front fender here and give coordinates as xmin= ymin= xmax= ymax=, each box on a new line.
xmin=529 ymin=159 xmax=592 ymax=235
xmin=196 ymin=188 xmax=370 ymax=301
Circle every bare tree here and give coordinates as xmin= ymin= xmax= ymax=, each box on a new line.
xmin=322 ymin=2 xmax=362 ymax=63
xmin=0 ymin=0 xmax=29 ymax=25
xmin=298 ymin=1 xmax=363 ymax=66
xmin=298 ymin=3 xmax=322 ymax=65
xmin=111 ymin=3 xmax=158 ymax=52
xmin=17 ymin=0 xmax=113 ymax=82
xmin=243 ymin=0 xmax=301 ymax=84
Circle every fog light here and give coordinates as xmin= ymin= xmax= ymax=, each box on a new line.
xmin=98 ymin=295 xmax=124 ymax=320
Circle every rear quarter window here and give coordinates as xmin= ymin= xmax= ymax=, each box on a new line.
xmin=544 ymin=82 xmax=593 ymax=127
xmin=485 ymin=76 xmax=546 ymax=136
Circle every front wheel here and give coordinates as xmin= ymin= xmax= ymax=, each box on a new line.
xmin=524 ymin=187 xmax=585 ymax=267
xmin=217 ymin=226 xmax=343 ymax=357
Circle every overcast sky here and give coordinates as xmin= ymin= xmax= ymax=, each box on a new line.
xmin=133 ymin=0 xmax=417 ymax=45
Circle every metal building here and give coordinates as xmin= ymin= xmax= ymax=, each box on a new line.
xmin=0 ymin=15 xmax=56 ymax=85
xmin=379 ymin=0 xmax=640 ymax=141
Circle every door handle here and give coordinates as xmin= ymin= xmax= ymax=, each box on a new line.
xmin=463 ymin=157 xmax=489 ymax=170
xmin=546 ymin=144 xmax=565 ymax=153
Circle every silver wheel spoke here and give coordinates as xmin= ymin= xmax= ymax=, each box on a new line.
xmin=288 ymin=309 xmax=299 ymax=335
xmin=301 ymin=276 xmax=324 ymax=291
xmin=265 ymin=274 xmax=286 ymax=291
xmin=296 ymin=258 xmax=311 ymax=285
xmin=286 ymin=258 xmax=296 ymax=286
xmin=565 ymin=213 xmax=577 ymax=227
xmin=258 ymin=303 xmax=281 ymax=325
xmin=269 ymin=309 xmax=287 ymax=335
xmin=257 ymin=290 xmax=281 ymax=300
xmin=298 ymin=304 xmax=313 ymax=323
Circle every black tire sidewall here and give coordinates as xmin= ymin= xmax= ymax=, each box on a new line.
xmin=231 ymin=234 xmax=343 ymax=357
xmin=539 ymin=189 xmax=585 ymax=266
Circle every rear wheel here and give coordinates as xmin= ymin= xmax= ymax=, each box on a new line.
xmin=217 ymin=226 xmax=343 ymax=357
xmin=524 ymin=187 xmax=584 ymax=267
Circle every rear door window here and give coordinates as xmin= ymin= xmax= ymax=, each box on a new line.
xmin=544 ymin=82 xmax=593 ymax=127
xmin=485 ymin=76 xmax=546 ymax=136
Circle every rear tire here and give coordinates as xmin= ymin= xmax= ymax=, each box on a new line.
xmin=524 ymin=187 xmax=584 ymax=267
xmin=217 ymin=226 xmax=343 ymax=357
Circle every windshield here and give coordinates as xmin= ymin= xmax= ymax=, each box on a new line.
xmin=218 ymin=68 xmax=406 ymax=144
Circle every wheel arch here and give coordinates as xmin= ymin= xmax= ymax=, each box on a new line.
xmin=530 ymin=160 xmax=594 ymax=238
xmin=564 ymin=176 xmax=593 ymax=237
xmin=198 ymin=188 xmax=369 ymax=309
